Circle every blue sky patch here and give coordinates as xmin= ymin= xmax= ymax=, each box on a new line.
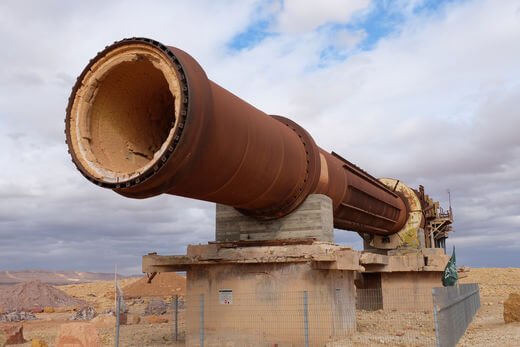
xmin=227 ymin=20 xmax=276 ymax=51
xmin=227 ymin=0 xmax=461 ymax=62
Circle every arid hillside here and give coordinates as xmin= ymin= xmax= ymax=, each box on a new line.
xmin=0 ymin=270 xmax=134 ymax=288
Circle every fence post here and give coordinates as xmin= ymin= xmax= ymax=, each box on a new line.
xmin=174 ymin=294 xmax=179 ymax=342
xmin=200 ymin=294 xmax=205 ymax=347
xmin=115 ymin=295 xmax=121 ymax=347
xmin=303 ymin=291 xmax=309 ymax=347
xmin=432 ymin=289 xmax=440 ymax=347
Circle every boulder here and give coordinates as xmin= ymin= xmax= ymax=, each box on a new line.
xmin=504 ymin=292 xmax=520 ymax=323
xmin=0 ymin=324 xmax=25 ymax=345
xmin=69 ymin=307 xmax=97 ymax=321
xmin=0 ymin=330 xmax=6 ymax=347
xmin=55 ymin=322 xmax=101 ymax=347
xmin=91 ymin=311 xmax=127 ymax=326
xmin=144 ymin=300 xmax=168 ymax=315
xmin=31 ymin=339 xmax=48 ymax=347
xmin=127 ymin=314 xmax=140 ymax=325
xmin=146 ymin=315 xmax=168 ymax=324
xmin=0 ymin=310 xmax=36 ymax=323
xmin=118 ymin=312 xmax=127 ymax=325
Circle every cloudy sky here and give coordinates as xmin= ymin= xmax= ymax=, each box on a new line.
xmin=1 ymin=0 xmax=519 ymax=275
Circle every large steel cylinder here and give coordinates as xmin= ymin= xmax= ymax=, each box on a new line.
xmin=66 ymin=37 xmax=408 ymax=235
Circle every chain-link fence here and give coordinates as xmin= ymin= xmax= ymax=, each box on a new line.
xmin=355 ymin=287 xmax=437 ymax=346
xmin=184 ymin=288 xmax=437 ymax=346
xmin=185 ymin=290 xmax=355 ymax=346
xmin=108 ymin=284 xmax=479 ymax=346
xmin=109 ymin=293 xmax=185 ymax=346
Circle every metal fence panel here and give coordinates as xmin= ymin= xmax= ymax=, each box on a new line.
xmin=433 ymin=283 xmax=480 ymax=347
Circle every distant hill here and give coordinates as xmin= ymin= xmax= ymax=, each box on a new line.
xmin=0 ymin=270 xmax=132 ymax=288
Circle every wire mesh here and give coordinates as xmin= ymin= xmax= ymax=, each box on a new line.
xmin=115 ymin=293 xmax=185 ymax=346
xmin=185 ymin=288 xmax=436 ymax=346
xmin=111 ymin=284 xmax=479 ymax=346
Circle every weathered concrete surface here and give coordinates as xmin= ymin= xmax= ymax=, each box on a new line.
xmin=216 ymin=194 xmax=334 ymax=242
xmin=381 ymin=271 xmax=442 ymax=311
xmin=355 ymin=271 xmax=442 ymax=311
xmin=357 ymin=248 xmax=448 ymax=311
xmin=144 ymin=240 xmax=448 ymax=316
xmin=504 ymin=292 xmax=520 ymax=323
xmin=360 ymin=248 xmax=449 ymax=273
xmin=143 ymin=242 xmax=362 ymax=273
xmin=185 ymin=262 xmax=356 ymax=346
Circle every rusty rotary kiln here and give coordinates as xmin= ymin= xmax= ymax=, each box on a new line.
xmin=65 ymin=37 xmax=451 ymax=250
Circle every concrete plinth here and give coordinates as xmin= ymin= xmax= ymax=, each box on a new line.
xmin=381 ymin=271 xmax=442 ymax=310
xmin=356 ymin=248 xmax=449 ymax=311
xmin=216 ymin=194 xmax=334 ymax=243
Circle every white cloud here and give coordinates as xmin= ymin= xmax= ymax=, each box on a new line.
xmin=274 ymin=0 xmax=370 ymax=33
xmin=334 ymin=28 xmax=367 ymax=50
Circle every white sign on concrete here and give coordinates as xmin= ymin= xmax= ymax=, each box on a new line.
xmin=219 ymin=289 xmax=232 ymax=304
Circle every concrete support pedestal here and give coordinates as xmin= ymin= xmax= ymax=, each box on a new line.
xmin=142 ymin=194 xmax=450 ymax=345
xmin=144 ymin=195 xmax=362 ymax=346
xmin=144 ymin=241 xmax=362 ymax=346
xmin=356 ymin=248 xmax=450 ymax=311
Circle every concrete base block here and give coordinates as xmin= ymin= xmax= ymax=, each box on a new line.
xmin=216 ymin=194 xmax=334 ymax=243
xmin=356 ymin=271 xmax=443 ymax=311
xmin=381 ymin=271 xmax=442 ymax=311
xmin=185 ymin=262 xmax=355 ymax=346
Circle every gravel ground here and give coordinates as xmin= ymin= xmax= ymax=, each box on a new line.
xmin=457 ymin=268 xmax=520 ymax=346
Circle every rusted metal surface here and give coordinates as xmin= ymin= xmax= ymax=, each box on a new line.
xmin=372 ymin=178 xmax=424 ymax=249
xmin=65 ymin=37 xmax=408 ymax=236
xmin=417 ymin=185 xmax=453 ymax=250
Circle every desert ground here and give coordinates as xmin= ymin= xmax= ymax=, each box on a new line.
xmin=0 ymin=268 xmax=518 ymax=346
xmin=457 ymin=268 xmax=520 ymax=346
